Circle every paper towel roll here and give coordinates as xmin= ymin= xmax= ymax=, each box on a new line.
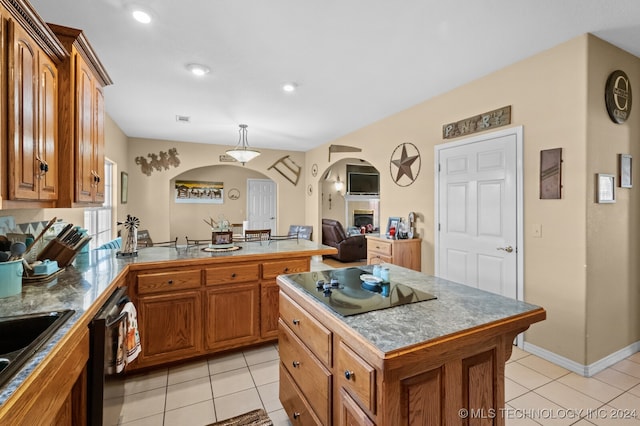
xmin=242 ymin=220 xmax=249 ymax=236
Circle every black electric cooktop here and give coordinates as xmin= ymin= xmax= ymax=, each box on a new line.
xmin=289 ymin=267 xmax=437 ymax=316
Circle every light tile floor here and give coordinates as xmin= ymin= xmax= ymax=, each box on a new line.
xmin=113 ymin=345 xmax=640 ymax=425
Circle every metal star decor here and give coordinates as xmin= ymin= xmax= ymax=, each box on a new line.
xmin=390 ymin=142 xmax=421 ymax=187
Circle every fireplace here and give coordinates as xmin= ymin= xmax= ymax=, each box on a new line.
xmin=353 ymin=209 xmax=374 ymax=228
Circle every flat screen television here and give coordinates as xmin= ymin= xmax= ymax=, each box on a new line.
xmin=348 ymin=172 xmax=379 ymax=195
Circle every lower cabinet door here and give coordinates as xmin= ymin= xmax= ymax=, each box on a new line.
xmin=205 ymin=282 xmax=260 ymax=350
xmin=339 ymin=388 xmax=375 ymax=426
xmin=137 ymin=291 xmax=202 ymax=365
xmin=260 ymin=280 xmax=280 ymax=339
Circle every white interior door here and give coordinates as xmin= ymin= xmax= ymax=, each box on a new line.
xmin=435 ymin=128 xmax=522 ymax=300
xmin=247 ymin=179 xmax=276 ymax=233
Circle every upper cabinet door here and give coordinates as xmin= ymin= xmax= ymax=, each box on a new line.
xmin=75 ymin=55 xmax=94 ymax=203
xmin=8 ymin=22 xmax=39 ymax=200
xmin=38 ymin=52 xmax=58 ymax=200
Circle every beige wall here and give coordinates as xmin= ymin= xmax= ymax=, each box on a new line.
xmin=126 ymin=138 xmax=306 ymax=242
xmin=585 ymin=35 xmax=640 ymax=364
xmin=305 ymin=34 xmax=639 ymax=366
xmin=170 ymin=165 xmax=267 ymax=241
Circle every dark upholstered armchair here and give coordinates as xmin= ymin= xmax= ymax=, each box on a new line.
xmin=321 ymin=219 xmax=367 ymax=262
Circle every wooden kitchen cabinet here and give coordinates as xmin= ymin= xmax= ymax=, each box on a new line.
xmin=2 ymin=1 xmax=66 ymax=207
xmin=49 ymin=24 xmax=112 ymax=207
xmin=366 ymin=236 xmax=422 ymax=271
xmin=278 ymin=272 xmax=544 ymax=426
xmin=134 ymin=268 xmax=203 ymax=367
xmin=127 ymin=254 xmax=317 ymax=371
xmin=204 ymin=263 xmax=260 ymax=350
xmin=261 ymin=258 xmax=309 ymax=339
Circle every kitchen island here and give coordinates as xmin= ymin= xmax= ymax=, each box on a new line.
xmin=277 ymin=265 xmax=546 ymax=425
xmin=0 ymin=239 xmax=336 ymax=425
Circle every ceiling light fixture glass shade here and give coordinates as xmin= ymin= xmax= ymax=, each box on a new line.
xmin=226 ymin=124 xmax=261 ymax=165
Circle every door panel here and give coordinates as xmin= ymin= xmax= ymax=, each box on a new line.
xmin=437 ymin=131 xmax=517 ymax=299
xmin=247 ymin=179 xmax=276 ymax=232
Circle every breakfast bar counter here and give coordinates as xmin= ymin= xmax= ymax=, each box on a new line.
xmin=0 ymin=239 xmax=336 ymax=424
xmin=277 ymin=265 xmax=546 ymax=425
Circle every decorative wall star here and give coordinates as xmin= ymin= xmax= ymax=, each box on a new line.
xmin=390 ymin=143 xmax=421 ymax=186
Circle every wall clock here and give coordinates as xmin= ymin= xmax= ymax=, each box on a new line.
xmin=390 ymin=142 xmax=421 ymax=187
xmin=605 ymin=70 xmax=632 ymax=124
xmin=311 ymin=164 xmax=318 ymax=177
xmin=228 ymin=188 xmax=240 ymax=200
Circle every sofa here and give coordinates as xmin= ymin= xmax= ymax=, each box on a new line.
xmin=321 ymin=219 xmax=367 ymax=262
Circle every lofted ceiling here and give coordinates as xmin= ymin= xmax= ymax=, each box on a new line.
xmin=28 ymin=0 xmax=640 ymax=152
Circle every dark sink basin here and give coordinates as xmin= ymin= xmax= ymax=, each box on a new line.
xmin=0 ymin=310 xmax=75 ymax=387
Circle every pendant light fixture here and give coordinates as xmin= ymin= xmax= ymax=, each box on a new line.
xmin=226 ymin=124 xmax=261 ymax=165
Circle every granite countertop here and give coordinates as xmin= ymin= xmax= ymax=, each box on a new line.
xmin=0 ymin=239 xmax=333 ymax=406
xmin=279 ymin=264 xmax=544 ymax=355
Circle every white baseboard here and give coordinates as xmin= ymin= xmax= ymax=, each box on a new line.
xmin=523 ymin=341 xmax=640 ymax=377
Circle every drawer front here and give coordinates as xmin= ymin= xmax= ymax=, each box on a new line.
xmin=368 ymin=240 xmax=392 ymax=256
xmin=279 ymin=292 xmax=332 ymax=366
xmin=279 ymin=322 xmax=331 ymax=425
xmin=137 ymin=269 xmax=201 ymax=295
xmin=205 ymin=264 xmax=259 ymax=286
xmin=367 ymin=253 xmax=392 ymax=265
xmin=262 ymin=259 xmax=308 ymax=279
xmin=280 ymin=365 xmax=323 ymax=426
xmin=337 ymin=341 xmax=376 ymax=414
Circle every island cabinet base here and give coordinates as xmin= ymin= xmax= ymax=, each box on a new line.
xmin=277 ymin=281 xmax=545 ymax=426
xmin=127 ymin=255 xmax=313 ymax=371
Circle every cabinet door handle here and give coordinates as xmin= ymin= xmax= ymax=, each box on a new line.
xmin=292 ymin=361 xmax=300 ymax=368
xmin=283 ymin=267 xmax=289 ymax=272
xmin=231 ymin=273 xmax=236 ymax=278
xmin=293 ymin=412 xmax=300 ymax=420
xmin=292 ymin=319 xmax=300 ymax=325
xmin=167 ymin=279 xmax=173 ymax=284
xmin=344 ymin=370 xmax=355 ymax=380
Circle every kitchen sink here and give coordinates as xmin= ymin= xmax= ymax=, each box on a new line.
xmin=0 ymin=310 xmax=75 ymax=387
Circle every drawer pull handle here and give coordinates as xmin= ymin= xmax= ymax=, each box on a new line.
xmin=231 ymin=273 xmax=236 ymax=278
xmin=293 ymin=412 xmax=301 ymax=420
xmin=167 ymin=279 xmax=173 ymax=284
xmin=284 ymin=267 xmax=289 ymax=272
xmin=344 ymin=370 xmax=355 ymax=380
xmin=292 ymin=361 xmax=300 ymax=368
xmin=292 ymin=319 xmax=300 ymax=325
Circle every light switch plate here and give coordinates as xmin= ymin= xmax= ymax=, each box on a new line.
xmin=532 ymin=224 xmax=542 ymax=238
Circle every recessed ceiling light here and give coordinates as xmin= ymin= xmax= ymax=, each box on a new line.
xmin=282 ymin=82 xmax=298 ymax=92
xmin=132 ymin=9 xmax=152 ymax=24
xmin=187 ymin=63 xmax=210 ymax=76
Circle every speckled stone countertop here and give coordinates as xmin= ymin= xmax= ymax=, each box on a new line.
xmin=279 ymin=264 xmax=545 ymax=354
xmin=0 ymin=239 xmax=334 ymax=406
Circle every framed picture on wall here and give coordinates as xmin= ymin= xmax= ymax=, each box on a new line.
xmin=596 ymin=173 xmax=616 ymax=203
xmin=619 ymin=154 xmax=632 ymax=188
xmin=121 ymin=172 xmax=128 ymax=204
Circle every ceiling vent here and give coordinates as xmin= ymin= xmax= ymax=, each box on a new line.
xmin=176 ymin=115 xmax=190 ymax=123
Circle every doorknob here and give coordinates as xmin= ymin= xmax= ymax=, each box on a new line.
xmin=497 ymin=246 xmax=514 ymax=253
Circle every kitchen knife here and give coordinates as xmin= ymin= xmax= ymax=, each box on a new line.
xmin=56 ymin=223 xmax=74 ymax=240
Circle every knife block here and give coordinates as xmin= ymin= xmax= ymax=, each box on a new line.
xmin=37 ymin=239 xmax=81 ymax=268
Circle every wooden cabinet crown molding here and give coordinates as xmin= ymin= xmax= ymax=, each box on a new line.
xmin=0 ymin=0 xmax=67 ymax=61
xmin=47 ymin=23 xmax=112 ymax=86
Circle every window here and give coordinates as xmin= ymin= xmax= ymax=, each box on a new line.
xmin=84 ymin=160 xmax=114 ymax=249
